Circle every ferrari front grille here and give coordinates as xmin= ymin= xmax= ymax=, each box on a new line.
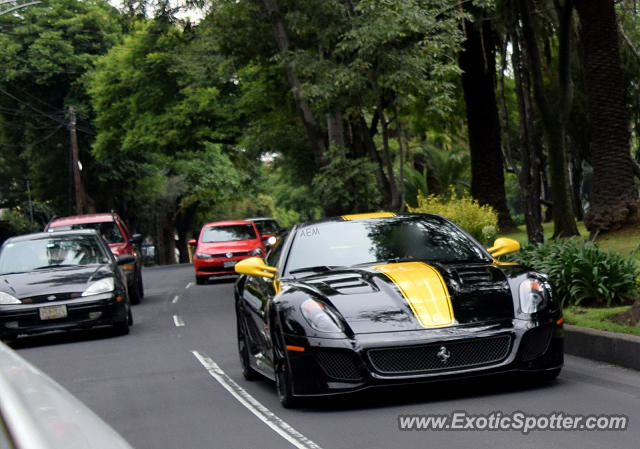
xmin=315 ymin=350 xmax=363 ymax=381
xmin=367 ymin=334 xmax=512 ymax=375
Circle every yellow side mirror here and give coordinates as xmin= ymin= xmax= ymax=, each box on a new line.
xmin=235 ymin=257 xmax=277 ymax=279
xmin=487 ymin=237 xmax=520 ymax=258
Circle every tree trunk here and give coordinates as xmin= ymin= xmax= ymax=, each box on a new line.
xmin=356 ymin=113 xmax=391 ymax=205
xmin=378 ymin=102 xmax=400 ymax=211
xmin=174 ymin=202 xmax=198 ymax=264
xmin=327 ymin=110 xmax=345 ymax=151
xmin=517 ymin=0 xmax=579 ymax=238
xmin=394 ymin=104 xmax=406 ymax=212
xmin=459 ymin=14 xmax=517 ymax=232
xmin=577 ymin=0 xmax=639 ymax=233
xmin=155 ymin=208 xmax=175 ymax=265
xmin=512 ymin=34 xmax=544 ymax=244
xmin=378 ymin=92 xmax=400 ymax=211
xmin=260 ymin=0 xmax=326 ymax=168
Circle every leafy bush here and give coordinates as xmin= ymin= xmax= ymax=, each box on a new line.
xmin=0 ymin=209 xmax=38 ymax=245
xmin=407 ymin=189 xmax=498 ymax=245
xmin=507 ymin=238 xmax=639 ymax=307
xmin=312 ymin=146 xmax=382 ymax=215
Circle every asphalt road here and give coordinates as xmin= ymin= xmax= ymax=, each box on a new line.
xmin=11 ymin=264 xmax=640 ymax=449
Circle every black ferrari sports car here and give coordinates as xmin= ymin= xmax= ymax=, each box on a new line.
xmin=234 ymin=213 xmax=564 ymax=407
xmin=0 ymin=230 xmax=133 ymax=340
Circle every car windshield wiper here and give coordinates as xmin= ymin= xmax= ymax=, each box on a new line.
xmin=33 ymin=264 xmax=76 ymax=270
xmin=288 ymin=265 xmax=338 ymax=275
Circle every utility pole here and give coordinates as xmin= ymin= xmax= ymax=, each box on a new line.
xmin=68 ymin=105 xmax=84 ymax=214
xmin=26 ymin=179 xmax=33 ymax=223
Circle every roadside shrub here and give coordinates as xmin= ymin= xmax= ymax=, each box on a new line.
xmin=0 ymin=209 xmax=37 ymax=245
xmin=407 ymin=189 xmax=498 ymax=246
xmin=507 ymin=238 xmax=639 ymax=307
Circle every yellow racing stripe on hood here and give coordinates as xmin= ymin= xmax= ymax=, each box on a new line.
xmin=373 ymin=262 xmax=455 ymax=328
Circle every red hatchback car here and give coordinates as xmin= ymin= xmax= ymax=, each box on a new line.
xmin=44 ymin=213 xmax=144 ymax=304
xmin=192 ymin=220 xmax=267 ymax=284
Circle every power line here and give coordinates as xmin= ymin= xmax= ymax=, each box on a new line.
xmin=0 ymin=123 xmax=65 ymax=147
xmin=0 ymin=88 xmax=96 ymax=136
xmin=0 ymin=87 xmax=67 ymax=127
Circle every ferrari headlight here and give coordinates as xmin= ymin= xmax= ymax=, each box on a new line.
xmin=519 ymin=278 xmax=551 ymax=314
xmin=300 ymin=299 xmax=343 ymax=333
xmin=196 ymin=252 xmax=213 ymax=259
xmin=82 ymin=278 xmax=115 ymax=297
xmin=250 ymin=247 xmax=263 ymax=256
xmin=0 ymin=292 xmax=21 ymax=305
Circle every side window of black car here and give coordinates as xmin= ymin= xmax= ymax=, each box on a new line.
xmin=265 ymin=239 xmax=283 ymax=267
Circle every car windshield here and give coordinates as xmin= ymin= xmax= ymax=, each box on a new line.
xmin=285 ymin=216 xmax=490 ymax=275
xmin=201 ymin=225 xmax=257 ymax=243
xmin=50 ymin=222 xmax=124 ymax=244
xmin=0 ymin=235 xmax=110 ymax=274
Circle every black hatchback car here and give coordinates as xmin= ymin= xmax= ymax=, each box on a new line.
xmin=0 ymin=230 xmax=133 ymax=340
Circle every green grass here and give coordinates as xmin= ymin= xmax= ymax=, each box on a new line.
xmin=564 ymin=305 xmax=640 ymax=337
xmin=503 ymin=221 xmax=588 ymax=248
xmin=503 ymin=221 xmax=640 ymax=257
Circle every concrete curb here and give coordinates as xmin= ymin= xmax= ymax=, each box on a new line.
xmin=564 ymin=324 xmax=640 ymax=371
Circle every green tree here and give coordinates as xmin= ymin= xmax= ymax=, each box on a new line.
xmin=87 ymin=19 xmax=248 ymax=262
xmin=0 ymin=0 xmax=122 ymax=213
xmin=459 ymin=6 xmax=517 ymax=231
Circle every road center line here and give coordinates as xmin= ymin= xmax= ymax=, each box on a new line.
xmin=191 ymin=351 xmax=323 ymax=449
xmin=173 ymin=315 xmax=185 ymax=327
xmin=185 ymin=282 xmax=193 ymax=289
xmin=172 ymin=295 xmax=179 ymax=304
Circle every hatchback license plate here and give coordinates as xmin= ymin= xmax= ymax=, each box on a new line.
xmin=39 ymin=305 xmax=68 ymax=320
xmin=223 ymin=261 xmax=236 ymax=268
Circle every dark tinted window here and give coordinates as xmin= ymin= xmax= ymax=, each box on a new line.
xmin=50 ymin=222 xmax=124 ymax=244
xmin=253 ymin=220 xmax=280 ymax=235
xmin=265 ymin=237 xmax=284 ymax=267
xmin=285 ymin=216 xmax=488 ymax=274
xmin=201 ymin=225 xmax=257 ymax=243
xmin=0 ymin=235 xmax=110 ymax=274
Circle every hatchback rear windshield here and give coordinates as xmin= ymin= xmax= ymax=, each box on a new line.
xmin=49 ymin=222 xmax=124 ymax=244
xmin=201 ymin=225 xmax=256 ymax=243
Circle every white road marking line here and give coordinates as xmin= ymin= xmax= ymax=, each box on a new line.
xmin=173 ymin=315 xmax=185 ymax=327
xmin=192 ymin=351 xmax=323 ymax=449
xmin=172 ymin=295 xmax=179 ymax=304
xmin=186 ymin=282 xmax=193 ymax=289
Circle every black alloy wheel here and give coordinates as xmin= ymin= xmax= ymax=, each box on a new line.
xmin=237 ymin=316 xmax=260 ymax=381
xmin=272 ymin=323 xmax=298 ymax=408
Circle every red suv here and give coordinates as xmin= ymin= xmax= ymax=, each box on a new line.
xmin=45 ymin=213 xmax=144 ymax=304
xmin=191 ymin=220 xmax=267 ymax=284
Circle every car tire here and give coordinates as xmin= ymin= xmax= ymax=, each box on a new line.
xmin=272 ymin=324 xmax=298 ymax=408
xmin=127 ymin=307 xmax=134 ymax=326
xmin=137 ymin=273 xmax=144 ymax=299
xmin=196 ymin=275 xmax=207 ymax=285
xmin=237 ymin=317 xmax=260 ymax=381
xmin=129 ymin=277 xmax=142 ymax=305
